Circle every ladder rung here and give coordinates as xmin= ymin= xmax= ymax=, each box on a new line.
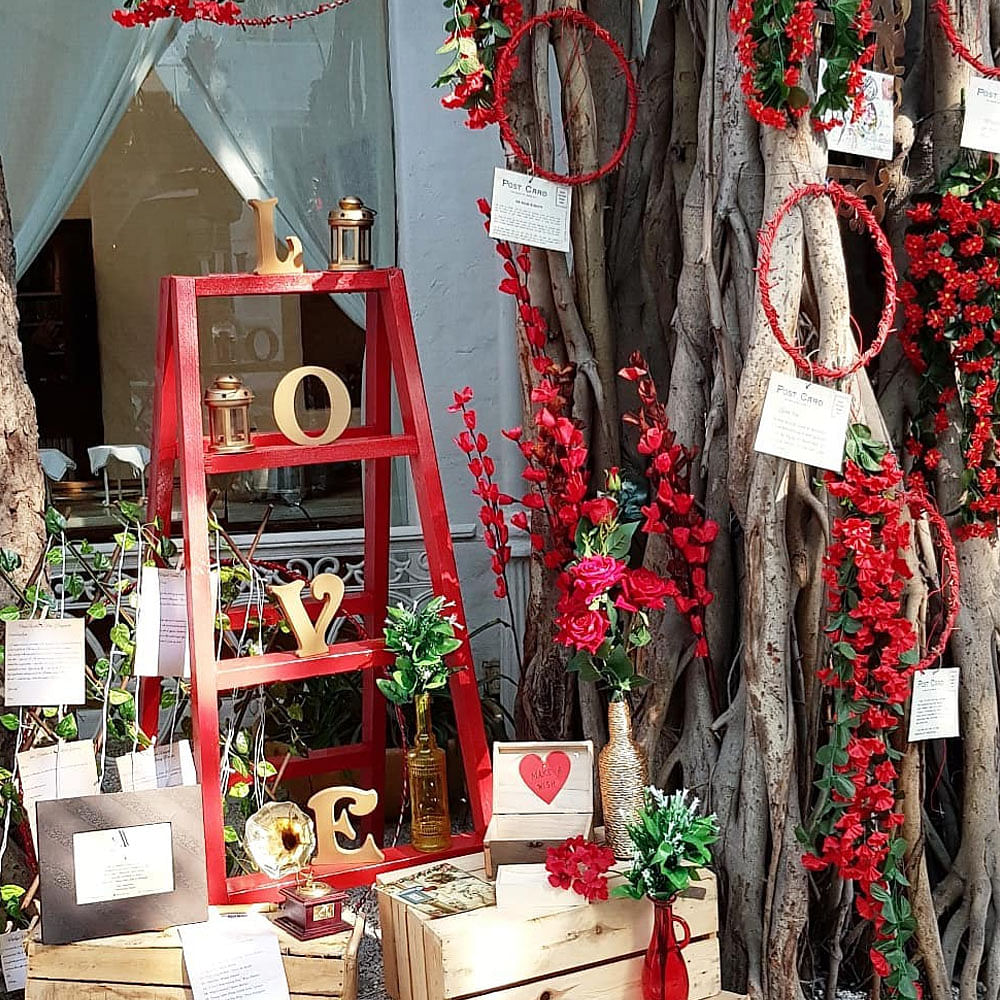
xmin=225 ymin=591 xmax=375 ymax=632
xmin=214 ymin=639 xmax=391 ymax=692
xmin=191 ymin=269 xmax=392 ymax=298
xmin=276 ymin=744 xmax=371 ymax=778
xmin=203 ymin=430 xmax=417 ymax=474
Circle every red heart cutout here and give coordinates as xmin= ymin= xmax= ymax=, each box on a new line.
xmin=518 ymin=751 xmax=571 ymax=805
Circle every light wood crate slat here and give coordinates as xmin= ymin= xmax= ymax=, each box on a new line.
xmin=27 ymin=987 xmax=328 ymax=1000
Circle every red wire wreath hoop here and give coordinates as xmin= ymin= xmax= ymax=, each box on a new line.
xmin=757 ymin=180 xmax=897 ymax=380
xmin=493 ymin=8 xmax=639 ymax=186
xmin=905 ymin=483 xmax=960 ymax=673
xmin=932 ymin=0 xmax=1000 ymax=79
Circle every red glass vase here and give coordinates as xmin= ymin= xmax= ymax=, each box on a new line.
xmin=642 ymin=899 xmax=691 ymax=1000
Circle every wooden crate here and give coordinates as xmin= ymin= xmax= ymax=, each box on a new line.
xmin=376 ymin=852 xmax=725 ymax=1000
xmin=26 ymin=906 xmax=364 ymax=1000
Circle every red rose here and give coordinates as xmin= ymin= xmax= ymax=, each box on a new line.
xmin=869 ymin=948 xmax=890 ymax=979
xmin=616 ymin=568 xmax=674 ymax=612
xmin=569 ymin=555 xmax=626 ymax=601
xmin=580 ymin=496 xmax=618 ymax=526
xmin=554 ymin=609 xmax=610 ymax=654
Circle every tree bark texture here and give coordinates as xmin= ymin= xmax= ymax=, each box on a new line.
xmin=501 ymin=0 xmax=1000 ymax=996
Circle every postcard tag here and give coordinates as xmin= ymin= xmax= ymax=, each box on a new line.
xmin=0 ymin=929 xmax=26 ymax=992
xmin=753 ymin=372 xmax=851 ymax=472
xmin=488 ymin=167 xmax=571 ymax=253
xmin=74 ymin=822 xmax=175 ymax=905
xmin=908 ymin=668 xmax=960 ymax=741
xmin=17 ymin=740 xmax=100 ymax=848
xmin=821 ymin=64 xmax=894 ymax=160
xmin=961 ymin=78 xmax=1000 ymax=155
xmin=4 ymin=618 xmax=86 ymax=706
xmin=116 ymin=741 xmax=197 ymax=793
xmin=179 ymin=915 xmax=290 ymax=1000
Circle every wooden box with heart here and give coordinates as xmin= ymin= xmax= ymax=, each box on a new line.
xmin=483 ymin=741 xmax=593 ymax=878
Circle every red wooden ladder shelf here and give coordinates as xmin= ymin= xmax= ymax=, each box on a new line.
xmin=139 ymin=268 xmax=493 ymax=904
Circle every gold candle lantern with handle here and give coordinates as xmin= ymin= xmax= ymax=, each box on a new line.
xmin=203 ymin=374 xmax=254 ymax=453
xmin=329 ymin=196 xmax=376 ymax=271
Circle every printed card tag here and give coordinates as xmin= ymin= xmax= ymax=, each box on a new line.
xmin=0 ymin=929 xmax=26 ymax=992
xmin=73 ymin=822 xmax=175 ymax=905
xmin=3 ymin=618 xmax=86 ymax=707
xmin=489 ymin=168 xmax=572 ymax=253
xmin=753 ymin=372 xmax=852 ymax=472
xmin=908 ymin=668 xmax=960 ymax=741
xmin=820 ymin=63 xmax=894 ymax=160
xmin=961 ymin=78 xmax=1000 ymax=155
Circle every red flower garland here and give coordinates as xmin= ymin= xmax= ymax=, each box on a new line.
xmin=546 ymin=836 xmax=615 ymax=902
xmin=435 ymin=0 xmax=524 ymax=129
xmin=493 ymin=9 xmax=638 ymax=186
xmin=803 ymin=426 xmax=957 ymax=1000
xmin=899 ymin=162 xmax=1000 ymax=537
xmin=730 ymin=0 xmax=875 ymax=131
xmin=757 ymin=182 xmax=897 ymax=380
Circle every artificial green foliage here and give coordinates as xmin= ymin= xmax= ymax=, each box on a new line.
xmin=614 ymin=787 xmax=719 ymax=901
xmin=377 ymin=596 xmax=464 ymax=705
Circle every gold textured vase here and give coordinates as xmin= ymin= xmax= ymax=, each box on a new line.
xmin=408 ymin=693 xmax=452 ymax=852
xmin=599 ymin=699 xmax=649 ymax=859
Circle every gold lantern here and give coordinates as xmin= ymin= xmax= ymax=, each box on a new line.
xmin=204 ymin=375 xmax=254 ymax=453
xmin=328 ymin=196 xmax=375 ymax=271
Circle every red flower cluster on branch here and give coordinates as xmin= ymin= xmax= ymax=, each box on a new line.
xmin=113 ymin=0 xmax=240 ymax=25
xmin=803 ymin=427 xmax=957 ymax=1000
xmin=546 ymin=836 xmax=615 ymax=902
xmin=435 ymin=0 xmax=523 ymax=129
xmin=730 ymin=0 xmax=874 ymax=131
xmin=899 ymin=163 xmax=1000 ymax=538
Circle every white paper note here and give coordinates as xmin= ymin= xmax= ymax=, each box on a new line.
xmin=179 ymin=914 xmax=291 ymax=1000
xmin=488 ymin=167 xmax=572 ymax=253
xmin=73 ymin=822 xmax=175 ymax=905
xmin=3 ymin=618 xmax=86 ymax=707
xmin=821 ymin=64 xmax=894 ymax=160
xmin=17 ymin=741 xmax=100 ymax=847
xmin=908 ymin=668 xmax=961 ymax=741
xmin=961 ymin=78 xmax=1000 ymax=155
xmin=115 ymin=741 xmax=197 ymax=793
xmin=0 ymin=929 xmax=27 ymax=992
xmin=496 ymin=863 xmax=585 ymax=917
xmin=135 ymin=567 xmax=192 ymax=678
xmin=753 ymin=372 xmax=852 ymax=472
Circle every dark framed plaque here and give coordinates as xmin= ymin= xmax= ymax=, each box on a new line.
xmin=37 ymin=785 xmax=208 ymax=944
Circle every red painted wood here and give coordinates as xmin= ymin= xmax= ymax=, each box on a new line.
xmin=146 ymin=267 xmax=493 ymax=903
xmin=225 ymin=590 xmax=374 ymax=632
xmin=215 ymin=639 xmax=391 ymax=692
xmin=203 ymin=429 xmax=417 ymax=475
xmin=382 ymin=270 xmax=494 ymax=831
xmin=274 ymin=743 xmax=372 ymax=777
xmin=192 ymin=270 xmax=390 ymax=298
xmin=224 ymin=832 xmax=485 ymax=902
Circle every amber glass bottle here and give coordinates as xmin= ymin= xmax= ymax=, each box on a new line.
xmin=408 ymin=693 xmax=452 ymax=852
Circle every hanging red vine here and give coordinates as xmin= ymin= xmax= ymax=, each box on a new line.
xmin=730 ymin=0 xmax=875 ymax=131
xmin=113 ymin=0 xmax=353 ymax=27
xmin=932 ymin=0 xmax=1000 ymax=79
xmin=757 ymin=181 xmax=897 ymax=379
xmin=899 ymin=158 xmax=1000 ymax=538
xmin=802 ymin=425 xmax=958 ymax=1000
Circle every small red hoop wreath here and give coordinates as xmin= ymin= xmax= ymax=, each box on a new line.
xmin=932 ymin=0 xmax=1000 ymax=79
xmin=757 ymin=181 xmax=897 ymax=380
xmin=493 ymin=8 xmax=639 ymax=187
xmin=905 ymin=483 xmax=960 ymax=672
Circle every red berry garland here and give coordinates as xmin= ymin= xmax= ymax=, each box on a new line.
xmin=113 ymin=0 xmax=354 ymax=27
xmin=757 ymin=182 xmax=896 ymax=380
xmin=932 ymin=0 xmax=1000 ymax=79
xmin=493 ymin=8 xmax=639 ymax=186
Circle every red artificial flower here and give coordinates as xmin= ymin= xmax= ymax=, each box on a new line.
xmin=580 ymin=496 xmax=618 ymax=526
xmin=568 ymin=555 xmax=627 ymax=601
xmin=554 ymin=609 xmax=610 ymax=654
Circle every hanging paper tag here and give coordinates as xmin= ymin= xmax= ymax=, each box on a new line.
xmin=489 ymin=168 xmax=572 ymax=253
xmin=961 ymin=78 xmax=1000 ymax=155
xmin=820 ymin=64 xmax=895 ymax=161
xmin=908 ymin=668 xmax=960 ymax=741
xmin=3 ymin=618 xmax=86 ymax=707
xmin=116 ymin=740 xmax=197 ymax=793
xmin=0 ymin=929 xmax=26 ymax=992
xmin=17 ymin=741 xmax=100 ymax=848
xmin=753 ymin=372 xmax=852 ymax=472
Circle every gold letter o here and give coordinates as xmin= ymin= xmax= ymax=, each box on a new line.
xmin=272 ymin=366 xmax=352 ymax=446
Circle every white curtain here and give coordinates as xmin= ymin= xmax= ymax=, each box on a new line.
xmin=0 ymin=5 xmax=173 ymax=279
xmin=156 ymin=0 xmax=396 ymax=325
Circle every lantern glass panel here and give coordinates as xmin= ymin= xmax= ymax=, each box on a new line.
xmin=342 ymin=229 xmax=357 ymax=263
xmin=231 ymin=407 xmax=246 ymax=440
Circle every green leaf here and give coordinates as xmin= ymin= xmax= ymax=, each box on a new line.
xmin=86 ymin=601 xmax=108 ymax=621
xmin=0 ymin=885 xmax=24 ymax=904
xmin=110 ymin=623 xmax=134 ymax=654
xmin=234 ymin=731 xmax=250 ymax=756
xmin=44 ymin=508 xmax=67 ymax=536
xmin=256 ymin=760 xmax=278 ymax=779
xmin=108 ymin=688 xmax=133 ymax=707
xmin=228 ymin=781 xmax=250 ymax=799
xmin=0 ymin=549 xmax=21 ymax=574
xmin=223 ymin=825 xmax=239 ymax=844
xmin=0 ymin=607 xmax=19 ymax=622
xmin=0 ymin=715 xmax=18 ymax=732
xmin=54 ymin=715 xmax=78 ymax=739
